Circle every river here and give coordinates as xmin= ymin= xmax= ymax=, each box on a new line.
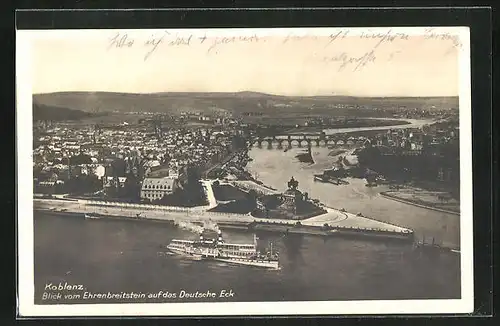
xmin=35 ymin=212 xmax=460 ymax=304
xmin=246 ymin=146 xmax=460 ymax=249
xmin=323 ymin=118 xmax=436 ymax=134
xmin=246 ymin=117 xmax=459 ymax=249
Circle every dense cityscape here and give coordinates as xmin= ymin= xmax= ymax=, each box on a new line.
xmin=33 ymin=101 xmax=460 ymax=218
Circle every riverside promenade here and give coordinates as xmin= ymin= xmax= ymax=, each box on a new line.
xmin=34 ymin=196 xmax=412 ymax=238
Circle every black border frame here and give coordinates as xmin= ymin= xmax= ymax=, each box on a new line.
xmin=11 ymin=7 xmax=493 ymax=320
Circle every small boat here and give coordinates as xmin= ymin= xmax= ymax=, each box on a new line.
xmin=84 ymin=213 xmax=101 ymax=220
xmin=376 ymin=179 xmax=389 ymax=185
xmin=314 ymin=174 xmax=340 ymax=185
xmin=414 ymin=236 xmax=445 ymax=251
xmin=313 ymin=175 xmax=325 ymax=182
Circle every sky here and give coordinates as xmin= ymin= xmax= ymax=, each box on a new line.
xmin=25 ymin=28 xmax=466 ymax=97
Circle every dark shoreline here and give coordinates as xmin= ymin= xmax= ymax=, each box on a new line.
xmin=379 ymin=192 xmax=460 ymax=215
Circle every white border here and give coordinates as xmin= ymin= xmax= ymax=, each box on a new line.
xmin=16 ymin=27 xmax=473 ymax=316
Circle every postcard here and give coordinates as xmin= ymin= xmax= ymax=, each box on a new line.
xmin=17 ymin=26 xmax=473 ymax=316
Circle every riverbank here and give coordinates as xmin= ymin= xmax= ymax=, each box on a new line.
xmin=36 ymin=209 xmax=414 ymax=242
xmin=34 ymin=196 xmax=414 ymax=241
xmin=380 ymin=191 xmax=460 ymax=216
xmin=282 ymin=118 xmax=411 ymax=133
xmin=228 ymin=148 xmax=416 ymax=236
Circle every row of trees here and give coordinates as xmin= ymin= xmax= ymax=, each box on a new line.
xmin=104 ymin=173 xmax=141 ymax=201
xmin=62 ymin=174 xmax=102 ymax=195
xmin=356 ymin=144 xmax=460 ymax=194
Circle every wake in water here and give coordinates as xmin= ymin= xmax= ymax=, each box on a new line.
xmin=173 ymin=219 xmax=220 ymax=234
xmin=203 ymin=220 xmax=220 ymax=233
xmin=174 ymin=220 xmax=204 ymax=233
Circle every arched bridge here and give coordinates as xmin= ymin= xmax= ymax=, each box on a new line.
xmin=250 ymin=134 xmax=370 ymax=149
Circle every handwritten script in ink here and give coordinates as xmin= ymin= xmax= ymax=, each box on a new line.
xmin=322 ymin=51 xmax=376 ymax=72
xmin=423 ymin=28 xmax=463 ymax=55
xmin=107 ymin=31 xmax=261 ymax=61
xmin=106 ymin=29 xmax=464 ymax=70
xmin=318 ymin=29 xmax=461 ymax=72
xmin=319 ymin=29 xmax=408 ymax=72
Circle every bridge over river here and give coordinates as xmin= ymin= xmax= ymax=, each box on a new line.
xmin=252 ymin=134 xmax=370 ymax=149
xmin=251 ymin=118 xmax=435 ymax=149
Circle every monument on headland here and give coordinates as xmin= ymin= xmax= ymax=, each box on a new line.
xmin=280 ymin=177 xmax=300 ymax=217
xmin=287 ymin=176 xmax=299 ymax=191
xmin=253 ymin=177 xmax=326 ymax=220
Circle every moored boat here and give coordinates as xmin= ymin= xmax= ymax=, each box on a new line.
xmin=84 ymin=213 xmax=102 ymax=220
xmin=313 ymin=174 xmax=340 ymax=185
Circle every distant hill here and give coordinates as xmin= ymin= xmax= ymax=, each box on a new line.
xmin=32 ymin=92 xmax=459 ymax=116
xmin=32 ymin=102 xmax=96 ymax=121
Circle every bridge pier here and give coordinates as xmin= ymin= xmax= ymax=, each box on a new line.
xmin=252 ymin=134 xmax=360 ymax=150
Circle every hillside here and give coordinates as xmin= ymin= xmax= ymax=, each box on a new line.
xmin=32 ymin=92 xmax=459 ymax=117
xmin=32 ymin=103 xmax=96 ymax=121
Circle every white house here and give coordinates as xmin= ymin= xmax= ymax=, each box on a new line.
xmin=140 ymin=177 xmax=177 ymax=201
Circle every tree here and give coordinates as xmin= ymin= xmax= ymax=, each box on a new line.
xmin=248 ymin=189 xmax=258 ymax=198
xmin=111 ymin=159 xmax=127 ymax=177
xmin=123 ymin=173 xmax=140 ymax=201
xmin=174 ymin=164 xmax=206 ymax=207
xmin=69 ymin=154 xmax=92 ymax=165
xmin=86 ymin=175 xmax=102 ymax=194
